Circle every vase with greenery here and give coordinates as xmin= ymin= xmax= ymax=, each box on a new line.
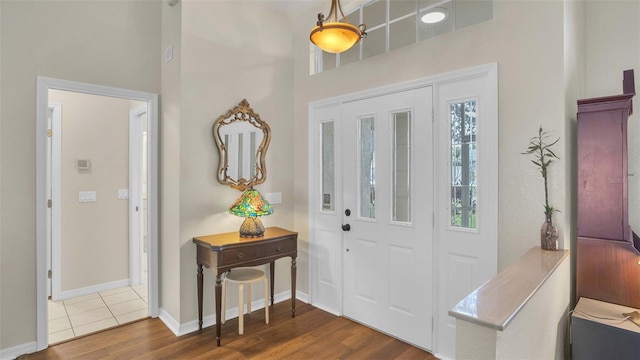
xmin=523 ymin=126 xmax=560 ymax=250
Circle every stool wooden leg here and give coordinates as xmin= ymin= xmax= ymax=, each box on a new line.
xmin=238 ymin=283 xmax=244 ymax=335
xmin=221 ymin=279 xmax=226 ymax=324
xmin=264 ymin=277 xmax=269 ymax=324
xmin=247 ymin=283 xmax=252 ymax=314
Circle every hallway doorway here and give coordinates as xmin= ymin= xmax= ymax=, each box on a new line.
xmin=36 ymin=77 xmax=159 ymax=351
xmin=45 ymin=92 xmax=149 ymax=343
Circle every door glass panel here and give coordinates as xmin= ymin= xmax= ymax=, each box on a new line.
xmin=450 ymin=100 xmax=477 ymax=228
xmin=359 ymin=117 xmax=376 ymax=219
xmin=322 ymin=121 xmax=335 ymax=211
xmin=393 ymin=111 xmax=411 ymax=222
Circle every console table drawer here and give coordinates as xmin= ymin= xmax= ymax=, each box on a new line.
xmin=220 ymin=247 xmax=262 ymax=266
xmin=265 ymin=239 xmax=296 ymax=256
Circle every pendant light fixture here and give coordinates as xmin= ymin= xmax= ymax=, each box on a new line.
xmin=310 ymin=0 xmax=367 ymax=54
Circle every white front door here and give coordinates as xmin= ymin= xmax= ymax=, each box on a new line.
xmin=342 ymin=87 xmax=434 ymax=350
xmin=308 ymin=64 xmax=498 ymax=357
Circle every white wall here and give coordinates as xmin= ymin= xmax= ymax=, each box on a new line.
xmin=0 ymin=0 xmax=161 ymax=351
xmin=175 ymin=1 xmax=296 ymax=324
xmin=159 ymin=0 xmax=182 ymax=325
xmin=293 ymin=0 xmax=569 ymax=271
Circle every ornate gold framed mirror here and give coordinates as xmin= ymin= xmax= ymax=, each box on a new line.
xmin=213 ymin=99 xmax=271 ymax=191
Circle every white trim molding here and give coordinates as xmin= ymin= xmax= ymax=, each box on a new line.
xmin=159 ymin=290 xmax=309 ymax=337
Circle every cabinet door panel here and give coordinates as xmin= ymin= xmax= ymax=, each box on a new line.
xmin=577 ymin=107 xmax=629 ymax=240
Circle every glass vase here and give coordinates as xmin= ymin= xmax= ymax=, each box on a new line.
xmin=540 ymin=213 xmax=559 ymax=251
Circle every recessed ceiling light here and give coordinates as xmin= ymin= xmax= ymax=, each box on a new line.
xmin=421 ymin=8 xmax=448 ymax=24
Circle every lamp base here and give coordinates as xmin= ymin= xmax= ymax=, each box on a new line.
xmin=239 ymin=217 xmax=265 ymax=237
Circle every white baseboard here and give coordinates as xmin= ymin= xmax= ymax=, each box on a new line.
xmin=55 ymin=278 xmax=130 ymax=301
xmin=434 ymin=352 xmax=452 ymax=360
xmin=308 ymin=301 xmax=341 ymax=317
xmin=0 ymin=341 xmax=36 ymax=360
xmin=158 ymin=308 xmax=185 ymax=336
xmin=159 ymin=290 xmax=309 ymax=337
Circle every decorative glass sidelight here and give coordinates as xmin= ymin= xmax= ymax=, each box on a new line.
xmin=450 ymin=100 xmax=477 ymax=229
xmin=359 ymin=117 xmax=376 ymax=219
xmin=393 ymin=111 xmax=411 ymax=223
xmin=321 ymin=121 xmax=335 ymax=211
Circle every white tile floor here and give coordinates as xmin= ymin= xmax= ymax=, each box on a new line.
xmin=48 ymin=283 xmax=148 ymax=344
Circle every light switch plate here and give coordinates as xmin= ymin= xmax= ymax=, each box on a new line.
xmin=164 ymin=45 xmax=173 ymax=63
xmin=265 ymin=192 xmax=282 ymax=204
xmin=79 ymin=191 xmax=96 ymax=203
xmin=118 ymin=189 xmax=129 ymax=199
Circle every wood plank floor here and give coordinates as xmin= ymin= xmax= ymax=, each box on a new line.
xmin=26 ymin=300 xmax=438 ymax=359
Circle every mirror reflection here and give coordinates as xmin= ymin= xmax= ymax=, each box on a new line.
xmin=213 ymin=99 xmax=270 ymax=191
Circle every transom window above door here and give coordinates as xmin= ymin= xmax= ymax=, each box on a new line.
xmin=311 ymin=0 xmax=493 ymax=74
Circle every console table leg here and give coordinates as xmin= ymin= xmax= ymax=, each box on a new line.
xmin=215 ymin=273 xmax=223 ymax=346
xmin=197 ymin=264 xmax=203 ymax=331
xmin=269 ymin=261 xmax=275 ymax=306
xmin=291 ymin=256 xmax=297 ymax=317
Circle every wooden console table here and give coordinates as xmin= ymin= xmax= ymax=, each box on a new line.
xmin=193 ymin=226 xmax=298 ymax=346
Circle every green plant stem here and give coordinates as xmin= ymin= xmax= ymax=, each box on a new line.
xmin=540 ymin=142 xmax=549 ymax=214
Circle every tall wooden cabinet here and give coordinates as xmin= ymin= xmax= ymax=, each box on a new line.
xmin=576 ymin=69 xmax=640 ymax=309
xmin=577 ymin=93 xmax=634 ymax=241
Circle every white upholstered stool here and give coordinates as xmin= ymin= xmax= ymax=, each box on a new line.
xmin=221 ymin=267 xmax=269 ymax=335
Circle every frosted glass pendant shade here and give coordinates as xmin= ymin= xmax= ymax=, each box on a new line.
xmin=310 ymin=0 xmax=366 ymax=54
xmin=310 ymin=22 xmax=363 ymax=53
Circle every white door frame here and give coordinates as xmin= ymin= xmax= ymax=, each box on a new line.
xmin=35 ymin=77 xmax=159 ymax=351
xmin=308 ymin=63 xmax=498 ymax=357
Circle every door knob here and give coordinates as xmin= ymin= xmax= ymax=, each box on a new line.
xmin=342 ymin=224 xmax=351 ymax=231
xmin=345 ymin=209 xmax=351 ymax=216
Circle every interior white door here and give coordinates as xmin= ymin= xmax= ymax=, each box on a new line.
xmin=129 ymin=104 xmax=147 ymax=286
xmin=434 ymin=70 xmax=498 ymax=359
xmin=46 ymin=104 xmax=59 ymax=298
xmin=342 ymin=87 xmax=434 ymax=350
xmin=48 ymin=103 xmax=62 ymax=301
